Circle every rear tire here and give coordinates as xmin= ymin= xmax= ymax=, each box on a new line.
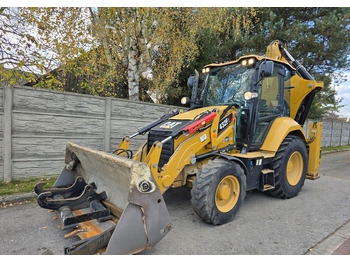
xmin=266 ymin=135 xmax=308 ymax=199
xmin=190 ymin=159 xmax=246 ymax=225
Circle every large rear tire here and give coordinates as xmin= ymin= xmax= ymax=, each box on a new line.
xmin=190 ymin=159 xmax=246 ymax=225
xmin=266 ymin=135 xmax=308 ymax=199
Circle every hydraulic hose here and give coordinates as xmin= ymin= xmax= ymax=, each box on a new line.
xmin=278 ymin=42 xmax=315 ymax=81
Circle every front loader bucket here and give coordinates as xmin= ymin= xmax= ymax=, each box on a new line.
xmin=36 ymin=142 xmax=171 ymax=255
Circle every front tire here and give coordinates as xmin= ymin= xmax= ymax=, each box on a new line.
xmin=266 ymin=135 xmax=308 ymax=199
xmin=190 ymin=159 xmax=246 ymax=225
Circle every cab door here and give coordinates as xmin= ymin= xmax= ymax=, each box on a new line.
xmin=251 ymin=63 xmax=286 ymax=146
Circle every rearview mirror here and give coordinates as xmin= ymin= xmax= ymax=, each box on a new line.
xmin=259 ymin=61 xmax=274 ymax=78
xmin=187 ymin=75 xmax=195 ymax=89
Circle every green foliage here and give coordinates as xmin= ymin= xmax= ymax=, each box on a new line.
xmin=321 ymin=144 xmax=350 ymax=152
xmin=1 ymin=7 xmax=349 ymax=118
xmin=230 ymin=7 xmax=350 ymax=118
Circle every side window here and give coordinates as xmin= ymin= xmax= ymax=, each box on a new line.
xmin=257 ymin=65 xmax=283 ymax=118
xmin=283 ymin=68 xmax=292 ymax=117
xmin=258 ymin=75 xmax=280 ymax=117
xmin=252 ymin=64 xmax=284 ymax=144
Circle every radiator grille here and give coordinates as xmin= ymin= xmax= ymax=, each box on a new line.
xmin=147 ymin=130 xmax=174 ymax=168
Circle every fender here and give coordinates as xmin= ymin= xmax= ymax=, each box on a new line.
xmin=214 ymin=153 xmax=249 ymax=178
xmin=260 ymin=117 xmax=306 ymax=152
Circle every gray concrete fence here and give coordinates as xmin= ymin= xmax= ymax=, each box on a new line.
xmin=0 ymin=86 xmax=177 ymax=182
xmin=303 ymin=119 xmax=350 ymax=148
xmin=1 ymin=85 xmax=349 ymax=182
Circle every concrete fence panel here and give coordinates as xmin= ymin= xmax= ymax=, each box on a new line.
xmin=341 ymin=123 xmax=350 ymax=146
xmin=331 ymin=121 xmax=342 ymax=147
xmin=0 ymin=87 xmax=3 ymax=180
xmin=0 ymin=86 xmax=177 ymax=181
xmin=321 ymin=121 xmax=332 ymax=147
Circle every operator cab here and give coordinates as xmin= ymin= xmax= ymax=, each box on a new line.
xmin=187 ymin=56 xmax=294 ymax=151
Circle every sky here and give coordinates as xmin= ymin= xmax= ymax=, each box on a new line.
xmin=335 ymin=72 xmax=350 ymax=119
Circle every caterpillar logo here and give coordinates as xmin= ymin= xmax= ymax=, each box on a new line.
xmin=159 ymin=121 xmax=182 ymax=129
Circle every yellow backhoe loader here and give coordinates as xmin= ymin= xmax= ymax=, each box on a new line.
xmin=35 ymin=40 xmax=323 ymax=254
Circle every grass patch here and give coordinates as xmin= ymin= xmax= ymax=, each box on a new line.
xmin=0 ymin=177 xmax=57 ymax=196
xmin=321 ymin=144 xmax=350 ymax=152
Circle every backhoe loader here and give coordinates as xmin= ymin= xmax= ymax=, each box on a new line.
xmin=35 ymin=40 xmax=323 ymax=254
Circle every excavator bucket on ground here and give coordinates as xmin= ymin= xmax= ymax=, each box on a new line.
xmin=35 ymin=142 xmax=172 ymax=255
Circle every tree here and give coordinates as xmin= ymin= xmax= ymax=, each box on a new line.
xmin=18 ymin=7 xmax=205 ymax=101
xmin=176 ymin=7 xmax=349 ymax=117
xmin=166 ymin=7 xmax=259 ymax=105
xmin=228 ymin=7 xmax=350 ymax=119
xmin=0 ymin=7 xmax=48 ymax=85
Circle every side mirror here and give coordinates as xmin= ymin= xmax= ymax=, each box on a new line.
xmin=187 ymin=75 xmax=195 ymax=89
xmin=187 ymin=69 xmax=199 ymax=107
xmin=259 ymin=61 xmax=274 ymax=78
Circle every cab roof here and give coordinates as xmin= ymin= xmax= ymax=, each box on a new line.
xmin=203 ymin=55 xmax=296 ymax=71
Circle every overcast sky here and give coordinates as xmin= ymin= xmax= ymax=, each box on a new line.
xmin=335 ymin=72 xmax=350 ymax=119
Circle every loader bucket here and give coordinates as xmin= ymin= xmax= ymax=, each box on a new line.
xmin=36 ymin=142 xmax=171 ymax=255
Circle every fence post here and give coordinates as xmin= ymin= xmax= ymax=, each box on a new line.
xmin=340 ymin=122 xmax=344 ymax=146
xmin=329 ymin=120 xmax=333 ymax=147
xmin=3 ymin=86 xmax=13 ymax=182
xmin=104 ymin=97 xmax=112 ymax=152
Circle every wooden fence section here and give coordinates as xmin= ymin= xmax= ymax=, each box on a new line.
xmin=1 ymin=86 xmax=177 ymax=181
xmin=0 ymin=85 xmax=349 ymax=181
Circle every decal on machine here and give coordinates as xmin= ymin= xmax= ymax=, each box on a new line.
xmin=159 ymin=121 xmax=182 ymax=129
xmin=218 ymin=113 xmax=233 ymax=134
xmin=200 ymin=134 xmax=207 ymax=143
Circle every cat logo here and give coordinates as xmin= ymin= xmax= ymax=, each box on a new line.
xmin=160 ymin=121 xmax=182 ymax=129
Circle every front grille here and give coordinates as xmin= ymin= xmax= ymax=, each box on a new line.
xmin=147 ymin=130 xmax=174 ymax=168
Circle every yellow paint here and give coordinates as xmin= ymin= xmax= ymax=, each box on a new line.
xmin=286 ymin=151 xmax=303 ymax=186
xmin=230 ymin=151 xmax=276 ymax=159
xmin=132 ymin=141 xmax=147 ymax=161
xmin=260 ymin=117 xmax=306 ymax=152
xmin=114 ymin=136 xmax=130 ymax=157
xmin=215 ymin=175 xmax=240 ymax=213
xmin=306 ymin=122 xmax=322 ymax=179
xmin=170 ymin=106 xmax=226 ymax=120
xmin=265 ymin=40 xmax=289 ymax=63
xmin=288 ymin=76 xmax=324 ymax=119
xmin=204 ymin=55 xmax=294 ymax=71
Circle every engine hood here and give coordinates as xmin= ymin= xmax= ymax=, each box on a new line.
xmin=170 ymin=105 xmax=232 ymax=121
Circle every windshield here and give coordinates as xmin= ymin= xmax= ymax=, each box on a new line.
xmin=202 ymin=63 xmax=255 ymax=107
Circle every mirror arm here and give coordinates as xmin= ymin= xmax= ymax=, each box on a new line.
xmin=254 ymin=73 xmax=264 ymax=86
xmin=190 ymin=69 xmax=199 ymax=107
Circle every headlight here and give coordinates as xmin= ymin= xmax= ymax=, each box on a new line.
xmin=248 ymin=58 xmax=255 ymax=65
xmin=241 ymin=60 xmax=247 ymax=66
